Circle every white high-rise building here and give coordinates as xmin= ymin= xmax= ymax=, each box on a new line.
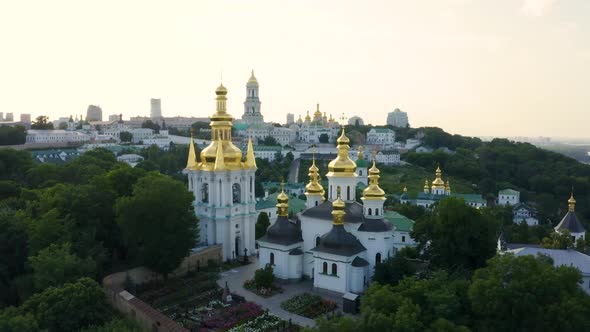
xmin=184 ymin=83 xmax=258 ymax=261
xmin=5 ymin=113 xmax=14 ymax=122
xmin=20 ymin=114 xmax=31 ymax=124
xmin=151 ymin=98 xmax=162 ymax=120
xmin=286 ymin=113 xmax=295 ymax=125
xmin=386 ymin=108 xmax=408 ymax=128
xmin=86 ymin=105 xmax=103 ymax=122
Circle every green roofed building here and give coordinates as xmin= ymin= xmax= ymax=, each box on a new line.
xmin=384 ymin=211 xmax=416 ymax=250
xmin=256 ymin=192 xmax=307 ymax=223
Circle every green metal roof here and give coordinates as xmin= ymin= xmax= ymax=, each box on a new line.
xmin=416 ymin=192 xmax=486 ymax=204
xmin=255 ymin=192 xmax=306 ymax=213
xmin=499 ymin=189 xmax=519 ymax=195
xmin=233 ymin=124 xmax=249 ymax=131
xmin=356 ymin=158 xmax=369 ymax=168
xmin=384 ymin=211 xmax=415 ymax=232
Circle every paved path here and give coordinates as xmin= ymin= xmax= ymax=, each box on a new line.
xmin=288 ymin=158 xmax=300 ymax=183
xmin=217 ymin=257 xmax=317 ymax=328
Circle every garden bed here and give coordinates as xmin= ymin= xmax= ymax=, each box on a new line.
xmin=280 ymin=293 xmax=337 ymax=318
xmin=243 ymin=279 xmax=283 ymax=298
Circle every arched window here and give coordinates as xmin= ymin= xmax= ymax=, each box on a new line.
xmin=270 ymin=252 xmax=275 ymax=265
xmin=331 ymin=263 xmax=337 ymax=276
xmin=322 ymin=262 xmax=328 ymax=274
xmin=368 ymin=208 xmax=372 ymax=215
xmin=315 ymin=201 xmax=319 ymax=206
xmin=201 ymin=183 xmax=209 ymax=203
xmin=359 ymin=170 xmax=363 ymax=176
xmin=316 ymin=236 xmax=321 ymax=246
xmin=232 ymin=183 xmax=241 ymax=203
xmin=347 ymin=186 xmax=350 ymax=200
xmin=376 ymin=253 xmax=382 ymax=264
xmin=375 ymin=208 xmax=379 ymax=216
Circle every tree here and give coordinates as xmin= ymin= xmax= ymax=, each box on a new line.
xmin=20 ymin=277 xmax=111 ymax=332
xmin=469 ymin=254 xmax=590 ymax=332
xmin=254 ymin=180 xmax=265 ymax=198
xmin=30 ymin=116 xmax=54 ymax=130
xmin=260 ymin=136 xmax=279 ymax=146
xmin=28 ymin=243 xmax=96 ymax=291
xmin=319 ymin=133 xmax=329 ymax=143
xmin=0 ymin=307 xmax=39 ymax=332
xmin=254 ymin=265 xmax=274 ymax=288
xmin=373 ymin=247 xmax=419 ymax=286
xmin=255 ymin=212 xmax=270 ymax=239
xmin=141 ymin=120 xmax=160 ymax=133
xmin=0 ymin=207 xmax=28 ymax=308
xmin=58 ymin=122 xmax=68 ymax=130
xmin=119 ymin=131 xmax=132 ymax=142
xmin=116 ymin=173 xmax=197 ymax=277
xmin=412 ymin=197 xmax=499 ymax=271
xmin=541 ymin=230 xmax=574 ymax=249
xmin=0 ymin=126 xmax=26 ymax=145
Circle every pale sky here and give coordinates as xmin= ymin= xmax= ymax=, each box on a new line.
xmin=1 ymin=0 xmax=588 ymax=138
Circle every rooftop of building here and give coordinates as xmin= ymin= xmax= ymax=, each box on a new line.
xmin=383 ymin=211 xmax=415 ymax=232
xmin=499 ymin=189 xmax=520 ymax=195
xmin=507 ymin=247 xmax=590 ymax=275
xmin=255 ymin=192 xmax=306 ymax=213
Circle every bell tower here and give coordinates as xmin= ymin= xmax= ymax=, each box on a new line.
xmin=242 ymin=70 xmax=263 ymax=125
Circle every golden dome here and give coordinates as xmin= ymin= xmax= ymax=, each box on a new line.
xmin=327 ymin=128 xmax=356 ymax=176
xmin=276 ymin=181 xmax=289 ymax=217
xmin=215 ymin=83 xmax=228 ymax=95
xmin=305 ymin=153 xmax=325 ymax=196
xmin=424 ymin=179 xmax=429 ymax=190
xmin=362 ymin=160 xmax=385 ymax=200
xmin=332 ymin=187 xmax=346 ymax=225
xmin=247 ymin=70 xmax=258 ymax=84
xmin=568 ymin=192 xmax=576 ymax=212
xmin=199 ymin=84 xmax=243 ymax=170
xmin=403 ymin=185 xmax=408 ymax=193
xmin=305 ymin=111 xmax=311 ymax=122
xmin=314 ymin=103 xmax=322 ymax=118
xmin=431 ymin=166 xmax=445 ymax=188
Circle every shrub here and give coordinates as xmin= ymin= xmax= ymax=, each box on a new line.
xmin=254 ymin=265 xmax=274 ymax=289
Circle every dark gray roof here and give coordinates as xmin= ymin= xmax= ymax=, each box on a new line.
xmin=506 ymin=243 xmax=542 ymax=250
xmin=258 ymin=216 xmax=303 ymax=246
xmin=555 ymin=211 xmax=586 ymax=234
xmin=301 ymin=201 xmax=365 ymax=223
xmin=357 ymin=218 xmax=391 ymax=232
xmin=351 ymin=256 xmax=369 ymax=267
xmin=311 ymin=225 xmax=366 ymax=257
xmin=289 ymin=248 xmax=303 ymax=255
xmin=513 ymin=202 xmax=536 ymax=213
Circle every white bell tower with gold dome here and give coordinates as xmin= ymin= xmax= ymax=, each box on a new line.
xmin=185 ymin=83 xmax=258 ymax=261
xmin=242 ymin=70 xmax=263 ymax=125
xmin=326 ymin=128 xmax=358 ymax=202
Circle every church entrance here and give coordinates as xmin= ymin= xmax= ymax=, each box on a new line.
xmin=235 ymin=236 xmax=241 ymax=259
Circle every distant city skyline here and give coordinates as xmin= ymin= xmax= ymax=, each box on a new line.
xmin=1 ymin=0 xmax=588 ymax=138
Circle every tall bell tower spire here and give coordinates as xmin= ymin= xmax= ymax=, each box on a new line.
xmin=242 ymin=70 xmax=263 ymax=125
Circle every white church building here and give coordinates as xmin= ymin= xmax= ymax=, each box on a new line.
xmin=184 ymin=83 xmax=258 ymax=261
xmin=258 ymin=129 xmax=400 ymax=295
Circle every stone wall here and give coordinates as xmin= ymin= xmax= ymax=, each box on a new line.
xmin=102 ymin=245 xmax=222 ymax=332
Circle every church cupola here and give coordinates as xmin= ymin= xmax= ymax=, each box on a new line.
xmin=431 ymin=166 xmax=446 ymax=195
xmin=355 ymin=146 xmax=369 ymax=185
xmin=304 ymin=111 xmax=311 ymax=123
xmin=305 ymin=147 xmax=325 ymax=208
xmin=276 ymin=181 xmax=289 ymax=217
xmin=199 ymin=83 xmax=243 ymax=170
xmin=424 ymin=179 xmax=430 ymax=194
xmin=445 ymin=179 xmax=451 ymax=195
xmin=242 ymin=70 xmax=263 ymax=125
xmin=554 ymin=190 xmax=586 ymax=242
xmin=244 ymin=135 xmax=257 ymax=169
xmin=326 ymin=127 xmax=358 ymax=202
xmin=361 ymin=158 xmax=386 ymax=218
xmin=186 ymin=129 xmax=198 ymax=170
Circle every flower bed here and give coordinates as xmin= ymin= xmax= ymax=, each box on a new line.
xmin=280 ymin=293 xmax=337 ymax=318
xmin=203 ymin=302 xmax=264 ymax=330
xmin=226 ymin=312 xmax=282 ymax=332
xmin=243 ymin=279 xmax=283 ymax=298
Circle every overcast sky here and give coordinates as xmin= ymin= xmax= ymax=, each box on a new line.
xmin=1 ymin=0 xmax=588 ymax=138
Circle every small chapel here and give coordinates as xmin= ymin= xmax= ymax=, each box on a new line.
xmin=258 ymin=128 xmax=399 ymax=295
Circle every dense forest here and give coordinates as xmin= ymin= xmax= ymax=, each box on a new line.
xmin=0 ymin=148 xmax=198 ymax=331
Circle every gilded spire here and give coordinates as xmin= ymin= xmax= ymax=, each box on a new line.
xmin=244 ymin=134 xmax=257 ymax=169
xmin=314 ymin=103 xmax=322 ymax=117
xmin=276 ymin=180 xmax=289 ymax=217
xmin=357 ymin=145 xmax=364 ymax=159
xmin=305 ymin=145 xmax=324 ymax=196
xmin=403 ymin=185 xmax=408 ymax=193
xmin=213 ymin=138 xmax=226 ymax=171
xmin=362 ymin=150 xmax=385 ymax=200
xmin=248 ymin=70 xmax=258 ymax=84
xmin=332 ymin=186 xmax=346 ymax=225
xmin=327 ymin=127 xmax=356 ymax=177
xmin=445 ymin=179 xmax=451 ymax=193
xmin=424 ymin=179 xmax=430 ymax=193
xmin=305 ymin=110 xmax=311 ymax=122
xmin=568 ymin=190 xmax=576 ymax=212
xmin=186 ymin=129 xmax=198 ymax=170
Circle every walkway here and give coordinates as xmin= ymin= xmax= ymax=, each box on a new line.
xmin=288 ymin=158 xmax=300 ymax=183
xmin=217 ymin=257 xmax=317 ymax=328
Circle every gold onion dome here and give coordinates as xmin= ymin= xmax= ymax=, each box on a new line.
xmin=332 ymin=187 xmax=346 ymax=225
xmin=305 ymin=111 xmax=311 ymax=122
xmin=199 ymin=83 xmax=244 ymax=169
xmin=305 ymin=155 xmax=324 ymax=195
xmin=276 ymin=181 xmax=289 ymax=216
xmin=424 ymin=179 xmax=429 ymax=190
xmin=568 ymin=192 xmax=576 ymax=211
xmin=327 ymin=128 xmax=357 ymax=175
xmin=362 ymin=160 xmax=386 ymax=200
xmin=432 ymin=166 xmax=445 ymax=188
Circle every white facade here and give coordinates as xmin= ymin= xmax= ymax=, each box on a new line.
xmin=375 ymin=150 xmax=401 ymax=165
xmin=366 ymin=128 xmax=395 ymax=147
xmin=26 ymin=130 xmax=90 ymax=144
xmin=499 ymin=189 xmax=520 ymax=206
xmin=513 ymin=203 xmax=538 ymax=226
xmin=150 ymin=98 xmax=162 ymax=120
